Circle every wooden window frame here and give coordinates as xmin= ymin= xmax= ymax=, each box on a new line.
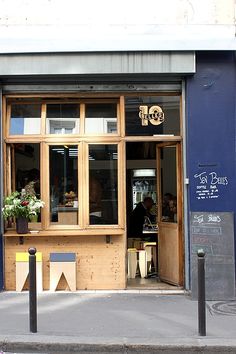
xmin=3 ymin=93 xmax=182 ymax=237
xmin=3 ymin=96 xmax=126 ymax=236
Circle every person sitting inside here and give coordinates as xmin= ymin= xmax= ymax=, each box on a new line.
xmin=129 ymin=197 xmax=154 ymax=237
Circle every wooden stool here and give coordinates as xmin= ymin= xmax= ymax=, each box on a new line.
xmin=15 ymin=252 xmax=43 ymax=292
xmin=50 ymin=253 xmax=76 ymax=291
xmin=128 ymin=248 xmax=137 ymax=279
xmin=138 ymin=250 xmax=147 ymax=278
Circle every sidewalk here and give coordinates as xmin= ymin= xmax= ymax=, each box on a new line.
xmin=0 ymin=291 xmax=236 ymax=353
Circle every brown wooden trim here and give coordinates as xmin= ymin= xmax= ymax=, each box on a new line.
xmin=180 ymin=94 xmax=183 ymax=138
xmin=2 ymin=96 xmax=7 ymax=139
xmin=118 ymin=141 xmax=125 ymax=228
xmin=6 ymin=145 xmax=12 ymax=195
xmin=4 ymin=228 xmax=125 ymax=237
xmin=125 ymin=136 xmax=182 ymax=142
xmin=41 ymin=103 xmax=46 ymax=135
xmin=84 ymin=142 xmax=89 ymax=227
xmin=5 ymin=104 xmax=11 ymax=139
xmin=157 ymin=146 xmax=161 ymax=224
xmin=11 ymin=145 xmax=16 ymax=191
xmin=177 ymin=142 xmax=184 ymax=286
xmin=157 ymin=142 xmax=184 ymax=286
xmin=122 ymin=92 xmax=181 ymax=97
xmin=80 ymin=103 xmax=85 ymax=135
xmin=41 ymin=142 xmax=50 ymax=229
xmin=78 ymin=142 xmax=84 ymax=227
xmin=5 ymin=93 xmax=122 ymax=99
xmin=119 ymin=96 xmax=125 ymax=138
xmin=3 ymin=142 xmax=7 ymax=196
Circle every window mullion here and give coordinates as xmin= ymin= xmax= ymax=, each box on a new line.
xmin=41 ymin=103 xmax=46 ymax=135
xmin=41 ymin=142 xmax=49 ymax=230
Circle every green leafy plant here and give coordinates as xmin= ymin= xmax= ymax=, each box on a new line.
xmin=2 ymin=191 xmax=45 ymax=220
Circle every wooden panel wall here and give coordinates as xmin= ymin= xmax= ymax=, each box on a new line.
xmin=4 ymin=235 xmax=126 ymax=290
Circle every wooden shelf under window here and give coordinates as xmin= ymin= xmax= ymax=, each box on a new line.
xmin=4 ymin=228 xmax=125 ymax=237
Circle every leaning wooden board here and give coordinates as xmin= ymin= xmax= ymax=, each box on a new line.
xmin=190 ymin=212 xmax=235 ymax=300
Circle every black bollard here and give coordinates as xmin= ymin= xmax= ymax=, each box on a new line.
xmin=198 ymin=249 xmax=206 ymax=336
xmin=28 ymin=247 xmax=37 ymax=333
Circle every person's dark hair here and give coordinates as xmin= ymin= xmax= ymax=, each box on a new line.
xmin=143 ymin=197 xmax=153 ymax=204
xmin=164 ymin=193 xmax=173 ymax=199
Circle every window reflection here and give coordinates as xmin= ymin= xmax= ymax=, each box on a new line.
xmin=125 ymin=96 xmax=180 ymax=136
xmin=85 ymin=104 xmax=117 ymax=134
xmin=49 ymin=145 xmax=78 ymax=225
xmin=89 ymin=145 xmax=118 ymax=224
xmin=10 ymin=104 xmax=41 ymax=135
xmin=13 ymin=143 xmax=41 ymax=226
xmin=161 ymin=147 xmax=177 ymax=223
xmin=46 ymin=104 xmax=80 ymax=134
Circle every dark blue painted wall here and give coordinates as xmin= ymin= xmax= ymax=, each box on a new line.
xmin=186 ymin=52 xmax=236 ymax=285
xmin=186 ymin=52 xmax=236 ymax=213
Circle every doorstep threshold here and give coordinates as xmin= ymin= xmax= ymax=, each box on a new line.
xmin=43 ymin=289 xmax=186 ymax=295
xmin=4 ymin=289 xmax=186 ymax=295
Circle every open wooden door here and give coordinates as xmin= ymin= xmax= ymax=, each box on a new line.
xmin=157 ymin=143 xmax=183 ymax=286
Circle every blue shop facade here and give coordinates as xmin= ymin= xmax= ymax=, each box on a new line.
xmin=0 ymin=51 xmax=235 ymax=296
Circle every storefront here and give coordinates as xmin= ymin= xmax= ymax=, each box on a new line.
xmin=0 ymin=51 xmax=235 ymax=295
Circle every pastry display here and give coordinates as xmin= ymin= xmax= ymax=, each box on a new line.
xmin=64 ymin=191 xmax=77 ymax=206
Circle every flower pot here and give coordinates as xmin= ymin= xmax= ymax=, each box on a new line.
xmin=16 ymin=217 xmax=29 ymax=234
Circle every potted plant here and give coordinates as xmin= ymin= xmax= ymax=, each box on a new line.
xmin=2 ymin=190 xmax=45 ymax=234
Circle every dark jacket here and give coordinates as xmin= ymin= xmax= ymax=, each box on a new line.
xmin=129 ymin=202 xmax=146 ymax=237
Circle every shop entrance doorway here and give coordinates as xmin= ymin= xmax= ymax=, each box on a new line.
xmin=126 ymin=142 xmax=183 ymax=289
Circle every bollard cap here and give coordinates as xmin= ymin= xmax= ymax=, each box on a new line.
xmin=28 ymin=247 xmax=37 ymax=255
xmin=197 ymin=249 xmax=205 ymax=257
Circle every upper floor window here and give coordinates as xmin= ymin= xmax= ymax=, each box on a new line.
xmin=10 ymin=104 xmax=41 ymax=135
xmin=46 ymin=104 xmax=80 ymax=135
xmin=8 ymin=100 xmax=119 ymax=137
xmin=85 ymin=103 xmax=117 ymax=134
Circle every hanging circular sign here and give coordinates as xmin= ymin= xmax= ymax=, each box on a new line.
xmin=139 ymin=105 xmax=165 ymax=126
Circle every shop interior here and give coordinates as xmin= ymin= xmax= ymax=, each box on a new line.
xmin=126 ymin=142 xmax=180 ymax=290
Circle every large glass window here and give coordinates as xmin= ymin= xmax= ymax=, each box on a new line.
xmin=46 ymin=104 xmax=80 ymax=134
xmin=85 ymin=104 xmax=117 ymax=134
xmin=10 ymin=104 xmax=41 ymax=135
xmin=49 ymin=145 xmax=78 ymax=225
xmin=89 ymin=144 xmax=118 ymax=225
xmin=12 ymin=143 xmax=41 ymax=226
xmin=125 ymin=96 xmax=180 ymax=136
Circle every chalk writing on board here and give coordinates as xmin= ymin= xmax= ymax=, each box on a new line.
xmin=192 ymin=225 xmax=222 ymax=236
xmin=193 ymin=214 xmax=221 ymax=224
xmin=190 ymin=212 xmax=235 ymax=300
xmin=194 ymin=171 xmax=228 ymax=200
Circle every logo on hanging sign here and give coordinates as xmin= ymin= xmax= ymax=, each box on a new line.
xmin=139 ymin=105 xmax=164 ymax=126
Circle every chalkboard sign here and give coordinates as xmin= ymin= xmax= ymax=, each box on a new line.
xmin=190 ymin=212 xmax=235 ymax=300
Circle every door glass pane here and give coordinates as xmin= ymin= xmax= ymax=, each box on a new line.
xmin=160 ymin=146 xmax=177 ymax=223
xmin=89 ymin=144 xmax=118 ymax=224
xmin=13 ymin=143 xmax=41 ymax=228
xmin=49 ymin=145 xmax=78 ymax=225
xmin=10 ymin=104 xmax=41 ymax=135
xmin=125 ymin=96 xmax=180 ymax=136
xmin=46 ymin=104 xmax=80 ymax=134
xmin=85 ymin=104 xmax=117 ymax=134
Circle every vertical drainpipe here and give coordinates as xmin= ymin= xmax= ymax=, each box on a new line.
xmin=0 ymin=85 xmax=4 ymax=290
xmin=182 ymin=79 xmax=190 ymax=290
